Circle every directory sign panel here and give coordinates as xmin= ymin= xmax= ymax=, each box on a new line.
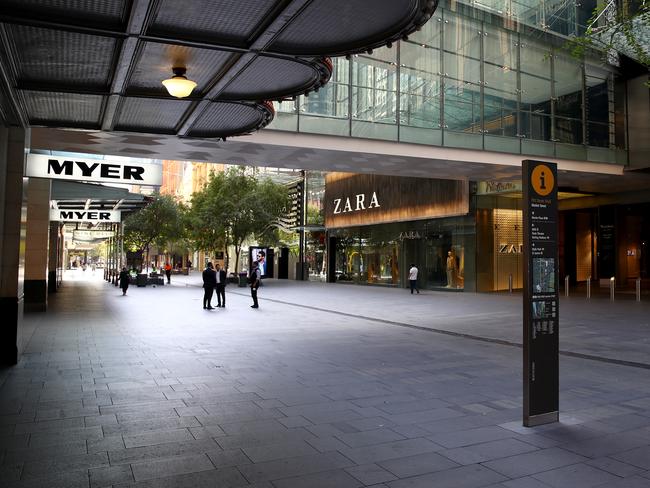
xmin=522 ymin=160 xmax=559 ymax=427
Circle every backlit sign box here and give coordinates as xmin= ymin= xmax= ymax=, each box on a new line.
xmin=50 ymin=209 xmax=121 ymax=223
xmin=25 ymin=154 xmax=163 ymax=186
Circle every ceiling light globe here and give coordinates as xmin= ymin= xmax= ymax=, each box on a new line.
xmin=162 ymin=76 xmax=197 ymax=98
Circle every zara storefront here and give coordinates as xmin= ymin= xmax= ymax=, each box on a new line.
xmin=323 ymin=172 xmax=477 ymax=291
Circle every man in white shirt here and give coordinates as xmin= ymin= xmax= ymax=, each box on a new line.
xmin=408 ymin=264 xmax=419 ymax=294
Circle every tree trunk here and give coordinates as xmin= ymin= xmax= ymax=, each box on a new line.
xmin=234 ymin=247 xmax=240 ymax=275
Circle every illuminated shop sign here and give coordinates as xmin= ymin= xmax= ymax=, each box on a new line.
xmin=499 ymin=243 xmax=523 ymax=254
xmin=333 ymin=192 xmax=381 ymax=214
xmin=50 ymin=209 xmax=121 ymax=223
xmin=477 ymin=181 xmax=521 ymax=195
xmin=398 ymin=231 xmax=422 ymax=240
xmin=25 ymin=154 xmax=162 ymax=186
xmin=325 ymin=173 xmax=468 ymax=228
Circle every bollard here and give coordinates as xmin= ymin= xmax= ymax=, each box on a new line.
xmin=565 ymin=275 xmax=569 ymax=297
xmin=610 ymin=276 xmax=615 ymax=301
xmin=508 ymin=274 xmax=513 ymax=294
xmin=637 ymin=277 xmax=641 ymax=302
xmin=586 ymin=276 xmax=591 ymax=299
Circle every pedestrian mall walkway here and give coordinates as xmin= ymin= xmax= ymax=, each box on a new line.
xmin=1 ymin=270 xmax=649 ymax=487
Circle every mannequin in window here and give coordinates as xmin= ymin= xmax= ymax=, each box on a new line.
xmin=446 ymin=250 xmax=456 ymax=288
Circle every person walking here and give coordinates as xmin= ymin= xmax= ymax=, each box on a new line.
xmin=215 ymin=263 xmax=227 ymax=308
xmin=119 ymin=267 xmax=130 ymax=296
xmin=164 ymin=262 xmax=172 ymax=284
xmin=202 ymin=262 xmax=217 ymax=309
xmin=250 ymin=261 xmax=261 ymax=308
xmin=408 ymin=263 xmax=420 ymax=294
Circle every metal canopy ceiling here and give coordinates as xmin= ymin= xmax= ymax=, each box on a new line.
xmin=0 ymin=0 xmax=436 ymax=139
xmin=51 ymin=180 xmax=150 ymax=222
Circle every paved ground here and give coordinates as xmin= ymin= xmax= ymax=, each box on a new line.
xmin=0 ymin=270 xmax=649 ymax=488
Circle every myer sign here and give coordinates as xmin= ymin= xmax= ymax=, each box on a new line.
xmin=50 ymin=209 xmax=121 ymax=223
xmin=25 ymin=154 xmax=162 ymax=186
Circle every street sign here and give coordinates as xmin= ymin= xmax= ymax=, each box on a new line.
xmin=73 ymin=230 xmax=115 ymax=240
xmin=523 ymin=160 xmax=559 ymax=427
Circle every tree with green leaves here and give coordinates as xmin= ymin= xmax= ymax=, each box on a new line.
xmin=568 ymin=0 xmax=650 ymax=79
xmin=187 ymin=167 xmax=289 ymax=273
xmin=123 ymin=193 xmax=185 ymax=271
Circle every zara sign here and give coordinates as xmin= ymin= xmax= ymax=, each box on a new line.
xmin=25 ymin=154 xmax=162 ymax=186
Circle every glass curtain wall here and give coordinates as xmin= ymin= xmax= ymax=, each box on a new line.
xmin=331 ymin=216 xmax=475 ymax=290
xmin=268 ymin=7 xmax=623 ymax=164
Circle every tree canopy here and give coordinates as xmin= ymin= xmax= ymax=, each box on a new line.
xmin=188 ymin=167 xmax=289 ymax=272
xmin=568 ymin=1 xmax=650 ymax=79
xmin=123 ymin=193 xmax=185 ymax=261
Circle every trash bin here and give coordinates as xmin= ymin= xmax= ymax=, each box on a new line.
xmin=136 ymin=273 xmax=147 ymax=287
xmin=238 ymin=272 xmax=248 ymax=287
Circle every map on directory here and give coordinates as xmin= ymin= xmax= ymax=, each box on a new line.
xmin=522 ymin=160 xmax=559 ymax=427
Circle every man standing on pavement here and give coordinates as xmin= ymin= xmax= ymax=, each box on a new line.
xmin=215 ymin=263 xmax=227 ymax=308
xmin=408 ymin=263 xmax=420 ymax=294
xmin=250 ymin=260 xmax=261 ymax=308
xmin=202 ymin=262 xmax=217 ymax=309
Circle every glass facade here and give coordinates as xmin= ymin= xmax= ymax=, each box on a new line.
xmin=330 ymin=216 xmax=475 ymax=291
xmin=269 ymin=6 xmax=625 ymax=165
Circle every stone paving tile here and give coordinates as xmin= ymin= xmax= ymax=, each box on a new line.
xmin=204 ymin=447 xmax=251 ymax=467
xmin=305 ymin=435 xmax=350 ymax=452
xmin=87 ymin=434 xmax=126 ymax=453
xmin=242 ymin=439 xmax=318 ymax=463
xmin=122 ymin=428 xmax=194 ymax=448
xmin=612 ymin=445 xmax=650 ymax=470
xmin=387 ymin=464 xmax=508 ymax=488
xmin=271 ymin=468 xmax=363 ymax=488
xmin=428 ymin=425 xmax=515 ymax=449
xmin=130 ymin=453 xmax=214 ymax=481
xmin=483 ymin=447 xmax=589 ymax=478
xmin=438 ymin=437 xmax=539 ymax=465
xmin=237 ymin=450 xmax=354 ymax=483
xmin=378 ymin=451 xmax=459 ymax=478
xmin=0 ymin=468 xmax=90 ymax=488
xmin=0 ymin=463 xmax=23 ymax=482
xmin=89 ymin=464 xmax=134 ymax=488
xmin=28 ymin=426 xmax=104 ymax=448
xmin=107 ymin=438 xmax=219 ymax=465
xmin=3 ymin=441 xmax=87 ymax=463
xmin=531 ymin=463 xmax=621 ymax=488
xmin=585 ymin=457 xmax=646 ymax=478
xmin=338 ymin=437 xmax=442 ymax=465
xmin=561 ymin=431 xmax=650 ymax=458
xmin=335 ymin=427 xmax=406 ymax=448
xmin=112 ymin=466 xmax=247 ymax=488
xmin=103 ymin=416 xmax=200 ymax=436
xmin=345 ymin=463 xmax=398 ymax=485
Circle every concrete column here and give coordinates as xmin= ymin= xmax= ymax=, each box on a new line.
xmin=48 ymin=222 xmax=60 ymax=294
xmin=25 ymin=178 xmax=51 ymax=311
xmin=0 ymin=127 xmax=29 ymax=365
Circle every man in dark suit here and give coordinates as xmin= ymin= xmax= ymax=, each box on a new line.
xmin=202 ymin=262 xmax=217 ymax=309
xmin=215 ymin=263 xmax=227 ymax=308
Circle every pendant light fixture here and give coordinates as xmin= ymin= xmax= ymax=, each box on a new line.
xmin=162 ymin=67 xmax=197 ymax=98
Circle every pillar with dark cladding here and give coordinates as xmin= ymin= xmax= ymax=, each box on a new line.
xmin=24 ymin=177 xmax=51 ymax=312
xmin=48 ymin=221 xmax=60 ymax=294
xmin=0 ymin=127 xmax=29 ymax=365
